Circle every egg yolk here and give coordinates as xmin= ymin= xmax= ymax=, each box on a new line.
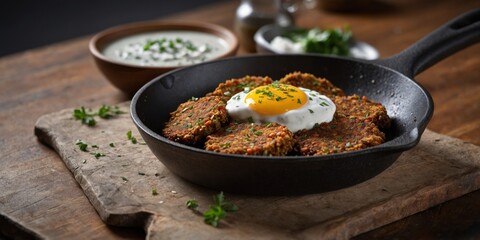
xmin=245 ymin=83 xmax=307 ymax=116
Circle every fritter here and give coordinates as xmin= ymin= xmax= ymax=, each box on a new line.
xmin=205 ymin=122 xmax=295 ymax=156
xmin=279 ymin=72 xmax=344 ymax=98
xmin=162 ymin=96 xmax=228 ymax=145
xmin=207 ymin=75 xmax=273 ymax=102
xmin=294 ymin=114 xmax=385 ymax=156
xmin=334 ymin=95 xmax=391 ymax=129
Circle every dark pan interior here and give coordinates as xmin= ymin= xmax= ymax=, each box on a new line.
xmin=131 ymin=54 xmax=433 ymax=195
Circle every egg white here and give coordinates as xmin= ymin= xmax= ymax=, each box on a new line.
xmin=226 ymin=87 xmax=336 ymax=132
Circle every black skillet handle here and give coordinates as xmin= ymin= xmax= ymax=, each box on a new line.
xmin=376 ymin=8 xmax=480 ymax=78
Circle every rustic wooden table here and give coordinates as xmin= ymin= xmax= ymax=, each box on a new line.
xmin=1 ymin=0 xmax=479 ymax=239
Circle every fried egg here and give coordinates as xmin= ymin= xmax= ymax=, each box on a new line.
xmin=226 ymin=83 xmax=336 ymax=132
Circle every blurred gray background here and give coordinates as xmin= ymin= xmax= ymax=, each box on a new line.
xmin=1 ymin=0 xmax=229 ymax=57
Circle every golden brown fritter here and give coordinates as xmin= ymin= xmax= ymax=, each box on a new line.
xmin=162 ymin=96 xmax=229 ymax=145
xmin=279 ymin=72 xmax=344 ymax=98
xmin=206 ymin=75 xmax=273 ymax=102
xmin=205 ymin=122 xmax=295 ymax=156
xmin=334 ymin=95 xmax=391 ymax=129
xmin=294 ymin=114 xmax=385 ymax=156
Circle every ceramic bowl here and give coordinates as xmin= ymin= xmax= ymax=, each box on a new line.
xmin=89 ymin=21 xmax=239 ymax=96
xmin=254 ymin=24 xmax=379 ymax=60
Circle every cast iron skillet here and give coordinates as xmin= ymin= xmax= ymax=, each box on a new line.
xmin=131 ymin=9 xmax=480 ymax=195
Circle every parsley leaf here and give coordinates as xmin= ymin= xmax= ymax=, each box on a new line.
xmin=186 ymin=199 xmax=199 ymax=210
xmin=73 ymin=105 xmax=124 ymax=126
xmin=204 ymin=192 xmax=238 ymax=227
xmin=92 ymin=152 xmax=105 ymax=159
xmin=186 ymin=192 xmax=238 ymax=227
xmin=98 ymin=105 xmax=124 ymax=119
xmin=127 ymin=130 xmax=137 ymax=144
xmin=75 ymin=139 xmax=89 ymax=152
xmin=203 ymin=205 xmax=226 ymax=227
xmin=283 ymin=26 xmax=352 ymax=56
xmin=213 ymin=192 xmax=238 ymax=213
xmin=73 ymin=107 xmax=96 ymax=126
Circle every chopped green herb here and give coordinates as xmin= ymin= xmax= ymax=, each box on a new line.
xmin=203 ymin=192 xmax=238 ymax=227
xmin=121 ymin=176 xmax=128 ymax=182
xmin=98 ymin=105 xmax=124 ymax=119
xmin=152 ymin=189 xmax=159 ymax=196
xmin=93 ymin=152 xmax=105 ymax=159
xmin=127 ymin=130 xmax=138 ymax=144
xmin=138 ymin=172 xmax=146 ymax=176
xmin=236 ymin=83 xmax=251 ymax=90
xmin=186 ymin=199 xmax=199 ymax=210
xmin=283 ymin=26 xmax=352 ymax=56
xmin=186 ymin=192 xmax=238 ymax=227
xmin=73 ymin=105 xmax=124 ymax=126
xmin=143 ymin=40 xmax=154 ymax=51
xmin=73 ymin=107 xmax=96 ymax=126
xmin=134 ymin=36 xmax=211 ymax=62
xmin=308 ymin=109 xmax=314 ymax=114
xmin=220 ymin=142 xmax=231 ymax=148
xmin=254 ymin=131 xmax=263 ymax=136
xmin=75 ymin=139 xmax=88 ymax=152
xmin=203 ymin=206 xmax=225 ymax=227
xmin=109 ymin=143 xmax=115 ymax=147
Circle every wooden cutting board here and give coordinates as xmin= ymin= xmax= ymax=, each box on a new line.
xmin=34 ymin=102 xmax=480 ymax=239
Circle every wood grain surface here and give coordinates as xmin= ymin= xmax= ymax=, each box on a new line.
xmin=1 ymin=0 xmax=479 ymax=239
xmin=34 ymin=102 xmax=480 ymax=239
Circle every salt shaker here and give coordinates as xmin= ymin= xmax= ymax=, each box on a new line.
xmin=234 ymin=0 xmax=295 ymax=52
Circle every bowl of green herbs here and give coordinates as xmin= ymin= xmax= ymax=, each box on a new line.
xmin=254 ymin=24 xmax=378 ymax=60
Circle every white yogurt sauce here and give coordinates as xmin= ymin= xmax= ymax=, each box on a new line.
xmin=270 ymin=36 xmax=304 ymax=53
xmin=102 ymin=31 xmax=229 ymax=67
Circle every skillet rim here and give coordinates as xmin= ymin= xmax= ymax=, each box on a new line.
xmin=130 ymin=54 xmax=434 ymax=162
